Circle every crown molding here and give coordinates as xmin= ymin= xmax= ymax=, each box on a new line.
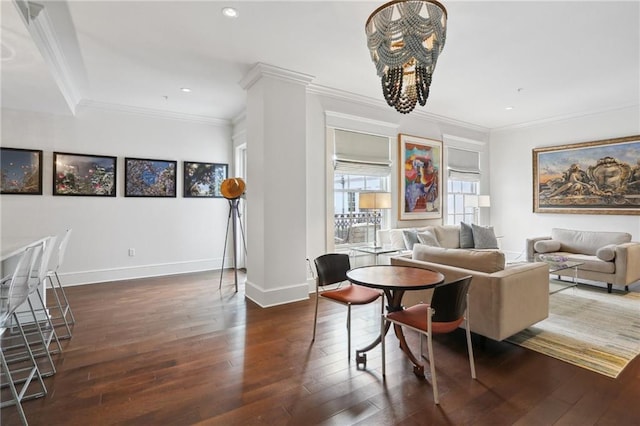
xmin=307 ymin=83 xmax=490 ymax=133
xmin=491 ymin=103 xmax=640 ymax=133
xmin=324 ymin=110 xmax=398 ymax=130
xmin=325 ymin=110 xmax=399 ymax=138
xmin=239 ymin=63 xmax=315 ymax=91
xmin=78 ymin=100 xmax=230 ymax=127
xmin=19 ymin=1 xmax=80 ymax=115
xmin=232 ymin=110 xmax=246 ymax=126
xmin=442 ymin=134 xmax=486 ymax=147
xmin=232 ymin=128 xmax=247 ymax=142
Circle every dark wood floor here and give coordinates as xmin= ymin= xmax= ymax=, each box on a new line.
xmin=3 ymin=270 xmax=640 ymax=425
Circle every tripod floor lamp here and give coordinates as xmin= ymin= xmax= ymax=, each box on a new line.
xmin=219 ymin=178 xmax=247 ymax=292
xmin=359 ymin=191 xmax=391 ymax=248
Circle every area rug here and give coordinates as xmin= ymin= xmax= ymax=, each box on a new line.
xmin=507 ymin=285 xmax=640 ymax=378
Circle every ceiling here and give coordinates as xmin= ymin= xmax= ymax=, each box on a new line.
xmin=2 ymin=1 xmax=639 ymax=130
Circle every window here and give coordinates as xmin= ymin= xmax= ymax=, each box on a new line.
xmin=446 ymin=147 xmax=481 ymax=225
xmin=446 ymin=180 xmax=478 ymax=225
xmin=332 ymin=130 xmax=391 ymax=247
xmin=334 ymin=173 xmax=389 ymax=247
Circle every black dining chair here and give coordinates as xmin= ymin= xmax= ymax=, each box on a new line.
xmin=381 ymin=275 xmax=476 ymax=404
xmin=312 ymin=253 xmax=382 ymax=361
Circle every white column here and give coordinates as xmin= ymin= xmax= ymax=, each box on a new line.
xmin=240 ymin=63 xmax=314 ymax=307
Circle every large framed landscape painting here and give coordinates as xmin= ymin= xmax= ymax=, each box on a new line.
xmin=533 ymin=135 xmax=640 ymax=215
xmin=1 ymin=148 xmax=43 ymax=195
xmin=125 ymin=157 xmax=177 ymax=197
xmin=53 ymin=152 xmax=116 ymax=196
xmin=183 ymin=161 xmax=227 ymax=198
xmin=399 ymin=133 xmax=442 ymax=220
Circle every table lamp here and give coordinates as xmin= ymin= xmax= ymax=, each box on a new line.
xmin=359 ymin=192 xmax=392 ymax=248
xmin=478 ymin=195 xmax=491 ymax=208
xmin=478 ymin=195 xmax=491 ymax=225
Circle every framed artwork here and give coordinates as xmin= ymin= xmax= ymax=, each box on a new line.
xmin=125 ymin=157 xmax=177 ymax=197
xmin=398 ymin=133 xmax=443 ymax=220
xmin=53 ymin=152 xmax=116 ymax=196
xmin=183 ymin=161 xmax=228 ymax=198
xmin=533 ymin=135 xmax=640 ymax=215
xmin=1 ymin=147 xmax=43 ymax=195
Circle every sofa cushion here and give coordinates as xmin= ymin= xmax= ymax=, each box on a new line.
xmin=555 ymin=253 xmax=616 ymax=274
xmin=433 ymin=225 xmax=461 ymax=249
xmin=402 ymin=229 xmax=420 ymax=250
xmin=596 ymin=244 xmax=617 ymax=261
xmin=472 ymin=224 xmax=499 ymax=249
xmin=417 ymin=230 xmax=440 ymax=247
xmin=389 ymin=229 xmax=408 ymax=249
xmin=551 ymin=228 xmax=631 ymax=255
xmin=412 ymin=244 xmax=505 ymax=273
xmin=534 ymin=240 xmax=561 ymax=253
xmin=459 ymin=222 xmax=474 ymax=248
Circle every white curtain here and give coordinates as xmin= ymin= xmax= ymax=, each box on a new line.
xmin=334 ymin=129 xmax=391 ymax=176
xmin=447 ymin=147 xmax=480 ymax=182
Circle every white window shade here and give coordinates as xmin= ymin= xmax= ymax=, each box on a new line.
xmin=447 ymin=147 xmax=480 ymax=181
xmin=334 ymin=129 xmax=391 ymax=176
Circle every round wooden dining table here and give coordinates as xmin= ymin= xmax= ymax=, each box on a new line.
xmin=346 ymin=264 xmax=445 ymax=375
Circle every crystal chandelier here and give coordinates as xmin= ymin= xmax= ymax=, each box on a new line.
xmin=366 ymin=0 xmax=447 ymax=114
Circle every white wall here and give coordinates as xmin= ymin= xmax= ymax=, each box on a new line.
xmin=305 ymin=92 xmax=490 ymax=269
xmin=1 ymin=106 xmax=233 ymax=285
xmin=490 ymin=106 xmax=640 ymax=260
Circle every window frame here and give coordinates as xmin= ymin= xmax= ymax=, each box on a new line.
xmin=333 ymin=172 xmax=391 ymax=248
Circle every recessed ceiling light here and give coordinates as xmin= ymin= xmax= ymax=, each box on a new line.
xmin=180 ymin=87 xmax=192 ymax=93
xmin=505 ymin=106 xmax=514 ymax=111
xmin=222 ymin=7 xmax=238 ymax=18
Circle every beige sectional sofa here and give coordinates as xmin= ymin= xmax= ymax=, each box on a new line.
xmin=391 ymin=244 xmax=550 ymax=341
xmin=526 ymin=228 xmax=640 ymax=293
xmin=379 ymin=224 xmax=464 ymax=251
xmin=378 ymin=223 xmax=499 ymax=252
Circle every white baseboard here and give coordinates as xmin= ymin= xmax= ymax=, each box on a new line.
xmin=245 ymin=279 xmax=309 ymax=308
xmin=52 ymin=259 xmax=313 ymax=308
xmin=55 ymin=258 xmax=221 ymax=287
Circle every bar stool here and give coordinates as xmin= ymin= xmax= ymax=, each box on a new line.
xmin=47 ymin=229 xmax=74 ymax=339
xmin=27 ymin=237 xmax=63 ymax=371
xmin=1 ymin=246 xmax=48 ymax=425
xmin=5 ymin=238 xmax=62 ymax=377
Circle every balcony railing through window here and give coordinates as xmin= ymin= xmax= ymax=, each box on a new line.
xmin=334 ymin=213 xmax=381 ymax=246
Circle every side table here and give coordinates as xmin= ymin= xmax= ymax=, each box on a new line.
xmin=350 ymin=246 xmax=400 ymax=265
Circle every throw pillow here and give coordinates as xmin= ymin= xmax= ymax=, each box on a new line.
xmin=402 ymin=229 xmax=420 ymax=250
xmin=471 ymin=224 xmax=499 ymax=249
xmin=417 ymin=230 xmax=440 ymax=247
xmin=389 ymin=229 xmax=407 ymax=249
xmin=433 ymin=225 xmax=461 ymax=248
xmin=596 ymin=244 xmax=617 ymax=261
xmin=459 ymin=222 xmax=474 ymax=248
xmin=534 ymin=240 xmax=561 ymax=253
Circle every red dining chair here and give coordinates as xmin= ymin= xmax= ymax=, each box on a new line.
xmin=312 ymin=253 xmax=382 ymax=361
xmin=381 ymin=275 xmax=476 ymax=404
